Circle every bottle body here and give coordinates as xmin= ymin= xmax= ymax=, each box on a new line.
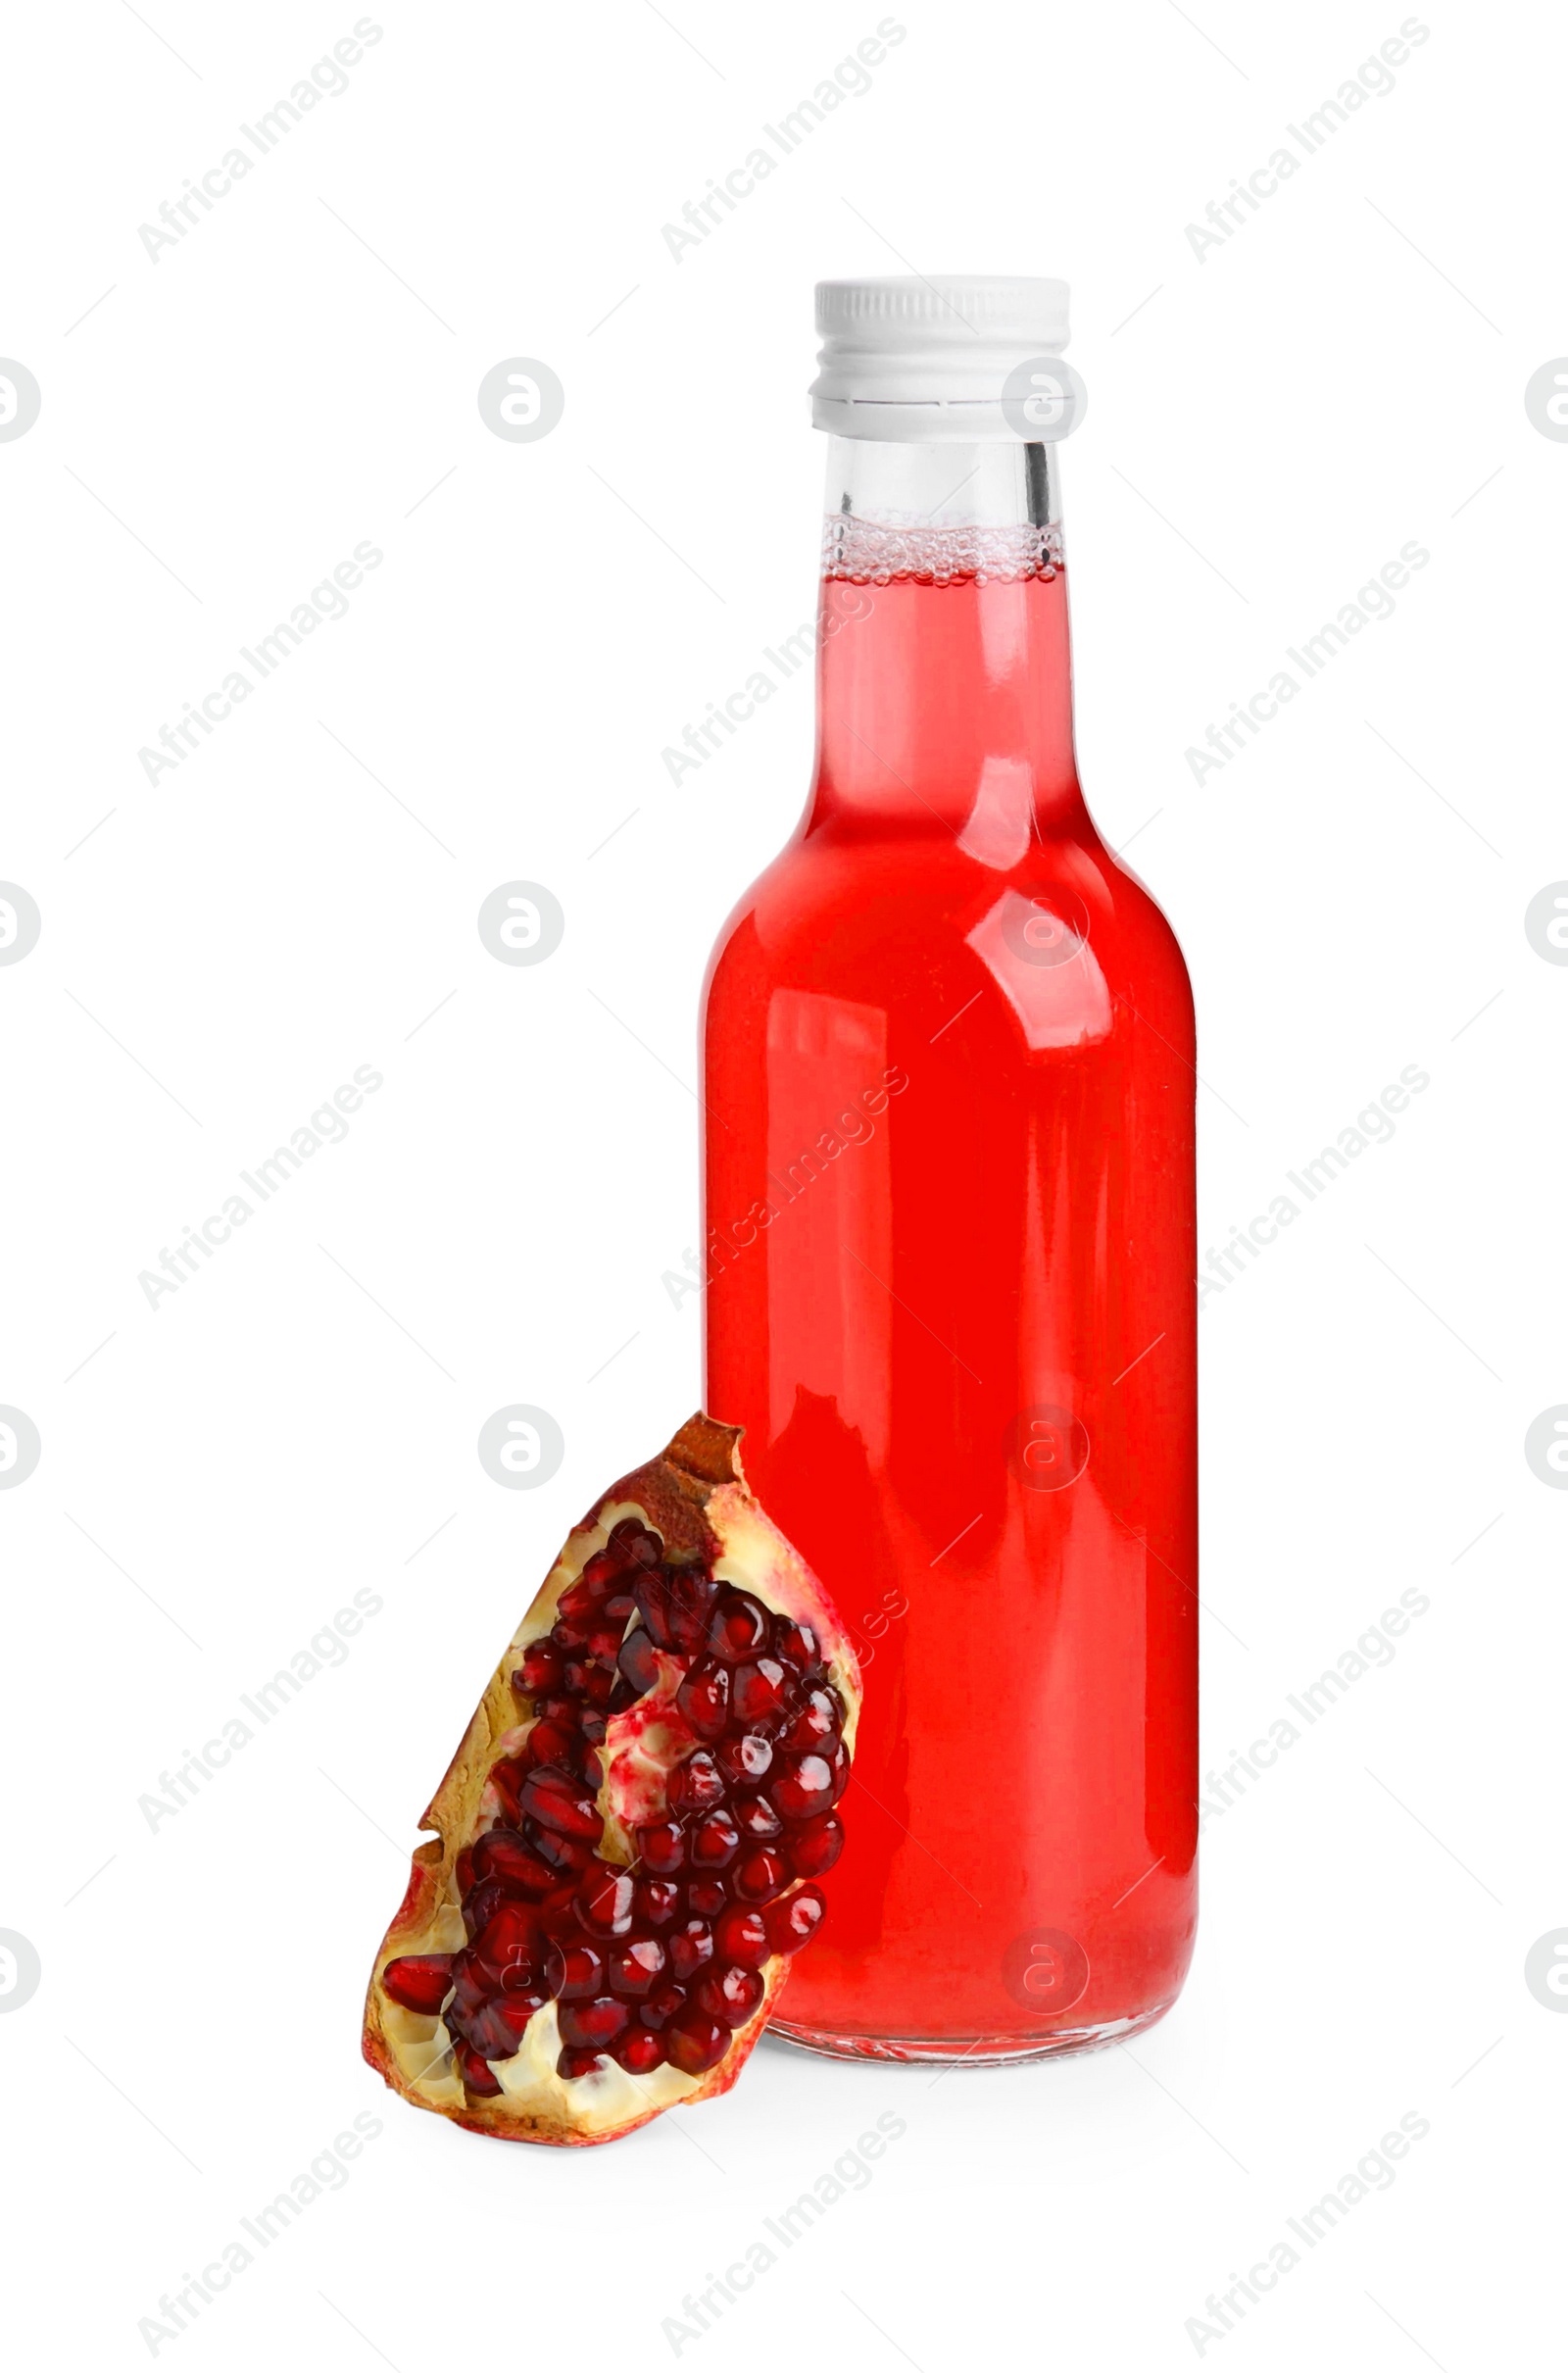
xmin=702 ymin=446 xmax=1197 ymax=2058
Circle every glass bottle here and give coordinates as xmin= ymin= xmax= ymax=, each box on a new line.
xmin=702 ymin=279 xmax=1198 ymax=2060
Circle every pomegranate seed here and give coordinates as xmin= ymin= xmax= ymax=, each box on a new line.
xmin=519 ymin=1766 xmax=605 ymax=1843
xmin=610 ymin=1517 xmax=659 ymax=1560
xmin=558 ymin=1995 xmax=631 ymax=2049
xmin=579 ymin=1664 xmax=617 ymax=1708
xmin=525 ymin=1822 xmax=596 ymax=1876
xmin=527 ymin=1716 xmax=592 ymax=1775
xmin=787 ymin=1812 xmax=845 ymax=1877
xmin=576 ymin=1868 xmax=636 ymax=1936
xmin=636 ymin=1574 xmax=680 ymax=1650
xmin=463 ymin=1877 xmax=514 ymax=1937
xmin=676 ymin=1659 xmax=731 ymax=1739
xmin=557 ymin=1575 xmax=601 ymax=1624
xmin=487 ymin=1757 xmax=526 ymax=1824
xmin=557 ymin=2046 xmax=607 ymax=2080
xmin=617 ymin=1629 xmax=662 ymax=1696
xmin=668 ymin=1918 xmax=714 ymax=1982
xmin=778 ymin=1684 xmax=844 ymax=1753
xmin=473 ymin=1828 xmax=557 ymax=1895
xmin=690 ymin=1812 xmax=740 ymax=1870
xmin=706 ymin=1592 xmax=771 ymax=1662
xmin=733 ymin=1793 xmax=782 ymax=1841
xmin=586 ymin=1620 xmax=625 ymax=1665
xmin=539 ymin=1885 xmax=584 ymax=1939
xmin=636 ymin=1878 xmax=681 ymax=1927
xmin=608 ymin=1937 xmax=667 ymax=1998
xmin=535 ymin=1693 xmax=577 ymax=1725
xmin=607 ymin=1677 xmax=636 ymax=1715
xmin=552 ymin=1610 xmax=592 ymax=1653
xmin=638 ymin=1981 xmax=685 ymax=2031
xmin=637 ymin=1821 xmax=686 ymax=1875
xmin=579 ymin=1707 xmax=609 ymax=1745
xmin=604 ymin=1588 xmax=639 ymax=1622
xmin=717 ymin=1731 xmax=774 ymax=1786
xmin=448 ymin=1949 xmax=492 ymax=2016
xmin=577 ymin=1549 xmax=622 ymax=1597
xmin=380 ymin=1954 xmax=453 ymax=2014
xmin=665 ymin=2007 xmax=730 ymax=2075
xmin=771 ymin=1753 xmax=838 ymax=1820
xmin=765 ymin=1884 xmax=826 ymax=1956
xmin=713 ymin=1906 xmax=769 ymax=1969
xmin=455 ymin=1846 xmax=476 ymax=1896
xmin=667 ymin=1751 xmax=726 ymax=1813
xmin=695 ymin=1962 xmax=766 ymax=2029
xmin=546 ymin=1940 xmax=606 ymax=1999
xmin=665 ymin=1571 xmax=723 ymax=1654
xmin=731 ymin=1657 xmax=791 ymax=1725
xmin=457 ymin=2044 xmax=504 ymax=2095
xmin=685 ymin=1877 xmax=727 ymax=1917
xmin=732 ymin=1847 xmax=788 ymax=1903
xmin=773 ymin=1619 xmax=824 ymax=1675
xmin=472 ymin=1902 xmax=543 ymax=1986
xmin=466 ymin=1992 xmax=543 ymax=2058
xmin=616 ymin=2029 xmax=665 ymax=2075
xmin=517 ymin=1639 xmax=564 ymax=1696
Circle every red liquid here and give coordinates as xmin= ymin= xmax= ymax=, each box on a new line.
xmin=702 ymin=562 xmax=1198 ymax=2056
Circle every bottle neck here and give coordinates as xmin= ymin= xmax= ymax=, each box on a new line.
xmin=808 ymin=438 xmax=1085 ymax=849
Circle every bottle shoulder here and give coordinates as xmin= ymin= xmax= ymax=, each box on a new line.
xmin=706 ymin=822 xmax=1192 ymax=1008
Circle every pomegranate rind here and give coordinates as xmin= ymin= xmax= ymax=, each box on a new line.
xmin=363 ymin=1414 xmax=861 ymax=2147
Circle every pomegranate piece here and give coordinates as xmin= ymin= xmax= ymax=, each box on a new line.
xmin=364 ymin=1414 xmax=860 ymax=2147
xmin=381 ymin=1954 xmax=453 ymax=2015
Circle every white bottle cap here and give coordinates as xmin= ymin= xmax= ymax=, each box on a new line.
xmin=811 ymin=275 xmax=1075 ymax=443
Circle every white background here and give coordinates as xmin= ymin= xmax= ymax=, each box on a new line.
xmin=1 ymin=1 xmax=1560 ymax=2364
